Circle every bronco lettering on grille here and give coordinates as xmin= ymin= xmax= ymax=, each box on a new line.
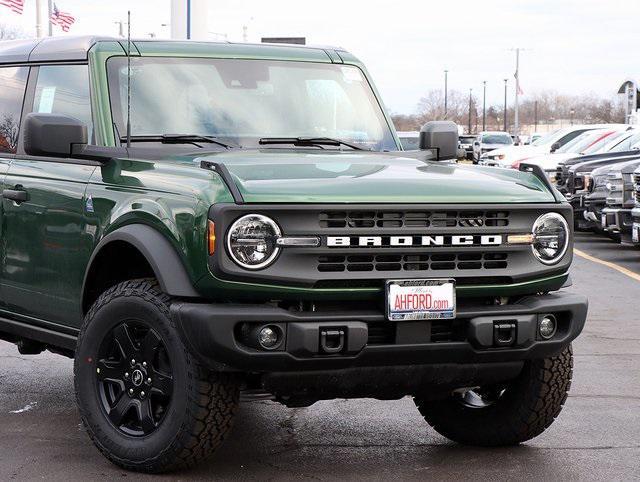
xmin=326 ymin=235 xmax=503 ymax=247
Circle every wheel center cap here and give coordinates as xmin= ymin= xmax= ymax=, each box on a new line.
xmin=131 ymin=369 xmax=144 ymax=387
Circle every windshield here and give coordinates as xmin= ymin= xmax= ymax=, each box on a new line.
xmin=107 ymin=57 xmax=397 ymax=150
xmin=607 ymin=131 xmax=639 ymax=152
xmin=581 ymin=132 xmax=617 ymax=155
xmin=481 ymin=134 xmax=512 ymax=144
xmin=556 ymin=130 xmax=602 ymax=154
xmin=531 ymin=129 xmax=559 ymax=146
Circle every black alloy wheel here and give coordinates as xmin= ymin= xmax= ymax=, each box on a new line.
xmin=96 ymin=321 xmax=173 ymax=436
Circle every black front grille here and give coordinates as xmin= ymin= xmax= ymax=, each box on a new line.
xmin=317 ymin=252 xmax=509 ymax=273
xmin=430 ymin=320 xmax=457 ymax=342
xmin=634 ymin=174 xmax=640 ymax=204
xmin=210 ymin=203 xmax=570 ymax=290
xmin=319 ymin=210 xmax=509 ymax=229
xmin=556 ymin=165 xmax=569 ymax=185
xmin=365 ymin=320 xmax=466 ymax=345
xmin=367 ymin=322 xmax=395 ymax=344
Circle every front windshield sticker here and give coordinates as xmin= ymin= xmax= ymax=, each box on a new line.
xmin=341 ymin=66 xmax=363 ymax=83
xmin=37 ymin=87 xmax=56 ymax=113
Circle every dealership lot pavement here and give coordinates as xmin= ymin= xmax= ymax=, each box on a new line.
xmin=0 ymin=233 xmax=638 ymax=480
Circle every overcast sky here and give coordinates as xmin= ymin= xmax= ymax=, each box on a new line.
xmin=3 ymin=0 xmax=636 ymax=114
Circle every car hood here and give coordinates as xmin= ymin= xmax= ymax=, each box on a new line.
xmin=192 ymin=149 xmax=555 ymax=203
xmin=525 ymin=152 xmax=577 ymax=170
xmin=562 ymin=149 xmax=640 ymax=168
xmin=480 ymin=143 xmax=511 ymax=149
xmin=480 ymin=145 xmax=550 ymax=166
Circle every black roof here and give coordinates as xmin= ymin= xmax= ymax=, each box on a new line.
xmin=0 ymin=35 xmax=121 ymax=63
xmin=0 ymin=35 xmax=346 ymax=64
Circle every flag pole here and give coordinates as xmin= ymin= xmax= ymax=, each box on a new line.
xmin=47 ymin=0 xmax=53 ymax=36
xmin=514 ymin=48 xmax=520 ymax=139
xmin=35 ymin=0 xmax=43 ymax=37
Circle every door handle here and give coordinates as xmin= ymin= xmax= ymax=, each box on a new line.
xmin=2 ymin=189 xmax=29 ymax=203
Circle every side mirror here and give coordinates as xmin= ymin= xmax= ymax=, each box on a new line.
xmin=419 ymin=121 xmax=459 ymax=160
xmin=473 ymin=141 xmax=480 ymax=146
xmin=550 ymin=141 xmax=561 ymax=153
xmin=23 ymin=113 xmax=87 ymax=158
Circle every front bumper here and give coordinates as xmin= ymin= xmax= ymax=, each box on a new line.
xmin=567 ymin=193 xmax=592 ymax=229
xmin=631 ymin=207 xmax=640 ymax=244
xmin=602 ymin=206 xmax=633 ymax=240
xmin=583 ymin=192 xmax=607 ymax=226
xmin=172 ymin=291 xmax=587 ymax=373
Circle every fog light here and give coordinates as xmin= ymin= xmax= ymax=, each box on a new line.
xmin=258 ymin=326 xmax=280 ymax=349
xmin=539 ymin=315 xmax=557 ymax=339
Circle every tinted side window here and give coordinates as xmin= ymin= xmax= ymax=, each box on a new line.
xmin=557 ymin=129 xmax=587 ymax=147
xmin=33 ymin=65 xmax=93 ymax=141
xmin=0 ymin=66 xmax=29 ymax=154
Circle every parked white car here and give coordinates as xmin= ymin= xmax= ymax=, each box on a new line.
xmin=521 ymin=128 xmax=620 ymax=174
xmin=478 ymin=124 xmax=627 ymax=169
xmin=472 ymin=131 xmax=513 ymax=163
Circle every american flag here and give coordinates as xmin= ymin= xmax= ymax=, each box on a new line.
xmin=0 ymin=0 xmax=24 ymax=15
xmin=514 ymin=70 xmax=524 ymax=96
xmin=50 ymin=3 xmax=76 ymax=32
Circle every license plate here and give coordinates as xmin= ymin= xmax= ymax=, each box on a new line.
xmin=601 ymin=214 xmax=607 ymax=228
xmin=633 ymin=223 xmax=640 ymax=243
xmin=386 ymin=279 xmax=456 ymax=321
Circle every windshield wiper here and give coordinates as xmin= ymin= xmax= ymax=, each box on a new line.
xmin=120 ymin=134 xmax=239 ymax=149
xmin=258 ymin=136 xmax=367 ymax=151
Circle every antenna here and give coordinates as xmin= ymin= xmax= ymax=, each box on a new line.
xmin=126 ymin=10 xmax=131 ymax=149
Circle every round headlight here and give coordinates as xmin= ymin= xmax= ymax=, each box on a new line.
xmin=226 ymin=214 xmax=281 ymax=269
xmin=531 ymin=213 xmax=569 ymax=265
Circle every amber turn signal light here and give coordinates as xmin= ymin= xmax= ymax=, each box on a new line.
xmin=208 ymin=220 xmax=216 ymax=255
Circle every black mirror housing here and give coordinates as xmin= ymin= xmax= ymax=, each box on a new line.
xmin=23 ymin=113 xmax=88 ymax=158
xmin=550 ymin=141 xmax=561 ymax=153
xmin=419 ymin=121 xmax=459 ymax=160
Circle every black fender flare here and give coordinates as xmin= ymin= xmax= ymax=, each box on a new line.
xmin=82 ymin=224 xmax=201 ymax=309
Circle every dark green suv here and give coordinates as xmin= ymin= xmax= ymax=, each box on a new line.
xmin=0 ymin=36 xmax=587 ymax=473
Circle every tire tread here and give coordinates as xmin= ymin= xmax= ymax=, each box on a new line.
xmin=75 ymin=279 xmax=238 ymax=473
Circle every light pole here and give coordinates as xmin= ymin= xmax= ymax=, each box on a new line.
xmin=482 ymin=81 xmax=487 ymax=131
xmin=468 ymin=88 xmax=473 ymax=134
xmin=570 ymin=109 xmax=575 ymax=125
xmin=503 ymin=79 xmax=508 ymax=132
xmin=534 ymin=100 xmax=538 ymax=131
xmin=444 ymin=70 xmax=449 ymax=118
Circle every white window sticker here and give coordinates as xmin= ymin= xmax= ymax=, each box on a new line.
xmin=38 ymin=87 xmax=56 ymax=113
xmin=341 ymin=66 xmax=363 ymax=83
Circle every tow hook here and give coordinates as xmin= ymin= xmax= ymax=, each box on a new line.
xmin=319 ymin=328 xmax=345 ymax=354
xmin=493 ymin=322 xmax=517 ymax=347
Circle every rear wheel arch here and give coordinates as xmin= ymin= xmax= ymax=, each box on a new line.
xmin=82 ymin=224 xmax=200 ymax=314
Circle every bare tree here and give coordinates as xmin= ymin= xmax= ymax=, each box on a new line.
xmin=0 ymin=114 xmax=19 ymax=152
xmin=414 ymin=89 xmax=478 ymax=133
xmin=393 ymin=89 xmax=628 ymax=133
xmin=0 ymin=23 xmax=28 ymax=40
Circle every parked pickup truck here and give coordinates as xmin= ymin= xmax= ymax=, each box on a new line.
xmin=600 ymin=159 xmax=640 ymax=242
xmin=584 ymin=164 xmax=621 ymax=236
xmin=0 ymin=36 xmax=587 ymax=473
xmin=557 ymin=151 xmax=640 ymax=231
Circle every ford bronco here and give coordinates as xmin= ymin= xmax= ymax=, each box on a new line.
xmin=0 ymin=36 xmax=587 ymax=472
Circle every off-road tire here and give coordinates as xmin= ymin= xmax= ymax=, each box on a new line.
xmin=414 ymin=345 xmax=573 ymax=446
xmin=74 ymin=279 xmax=239 ymax=473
